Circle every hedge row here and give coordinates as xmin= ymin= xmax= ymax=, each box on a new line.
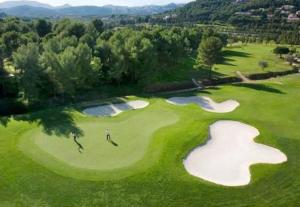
xmin=144 ymin=81 xmax=195 ymax=93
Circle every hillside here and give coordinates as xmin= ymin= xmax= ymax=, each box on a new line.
xmin=166 ymin=0 xmax=300 ymax=24
xmin=0 ymin=0 xmax=53 ymax=9
xmin=0 ymin=1 xmax=183 ymax=17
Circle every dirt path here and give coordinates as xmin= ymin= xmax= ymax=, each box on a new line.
xmin=235 ymin=71 xmax=251 ymax=82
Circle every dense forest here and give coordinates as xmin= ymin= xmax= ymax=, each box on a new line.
xmin=0 ymin=17 xmax=212 ymax=112
xmin=1 ymin=15 xmax=299 ymax=115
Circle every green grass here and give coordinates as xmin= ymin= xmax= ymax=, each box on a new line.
xmin=214 ymin=44 xmax=291 ymax=77
xmin=19 ymin=104 xmax=178 ymax=179
xmin=152 ymin=44 xmax=292 ymax=83
xmin=0 ymin=74 xmax=300 ymax=206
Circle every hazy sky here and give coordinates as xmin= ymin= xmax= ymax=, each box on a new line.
xmin=0 ymin=0 xmax=194 ymax=7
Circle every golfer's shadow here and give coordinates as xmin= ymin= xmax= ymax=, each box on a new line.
xmin=109 ymin=140 xmax=119 ymax=147
xmin=73 ymin=137 xmax=84 ymax=153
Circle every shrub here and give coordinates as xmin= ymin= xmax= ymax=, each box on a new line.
xmin=258 ymin=61 xmax=268 ymax=70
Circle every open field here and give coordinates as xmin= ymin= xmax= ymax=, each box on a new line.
xmin=0 ymin=74 xmax=300 ymax=206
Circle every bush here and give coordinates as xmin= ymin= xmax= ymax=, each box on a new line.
xmin=258 ymin=61 xmax=268 ymax=70
xmin=144 ymin=81 xmax=194 ymax=93
xmin=273 ymin=46 xmax=290 ymax=57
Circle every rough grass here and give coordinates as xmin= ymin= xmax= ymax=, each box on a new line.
xmin=0 ymin=74 xmax=300 ymax=206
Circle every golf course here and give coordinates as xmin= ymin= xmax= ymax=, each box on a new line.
xmin=1 ymin=71 xmax=300 ymax=206
xmin=2 ymin=0 xmax=300 ymax=204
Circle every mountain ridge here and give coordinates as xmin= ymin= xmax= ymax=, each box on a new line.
xmin=0 ymin=1 xmax=184 ymax=17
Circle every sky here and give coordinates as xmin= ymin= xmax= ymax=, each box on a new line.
xmin=0 ymin=0 xmax=194 ymax=7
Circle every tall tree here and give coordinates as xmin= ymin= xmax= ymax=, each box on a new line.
xmin=0 ymin=46 xmax=5 ymax=97
xmin=67 ymin=23 xmax=86 ymax=39
xmin=197 ymin=37 xmax=223 ymax=79
xmin=34 ymin=19 xmax=52 ymax=37
xmin=13 ymin=43 xmax=42 ymax=102
xmin=91 ymin=19 xmax=104 ymax=33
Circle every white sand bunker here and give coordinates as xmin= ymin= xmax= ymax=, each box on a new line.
xmin=184 ymin=121 xmax=287 ymax=186
xmin=166 ymin=96 xmax=239 ymax=113
xmin=83 ymin=100 xmax=149 ymax=116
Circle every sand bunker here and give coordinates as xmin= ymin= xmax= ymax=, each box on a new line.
xmin=166 ymin=96 xmax=239 ymax=113
xmin=83 ymin=100 xmax=149 ymax=116
xmin=183 ymin=121 xmax=287 ymax=186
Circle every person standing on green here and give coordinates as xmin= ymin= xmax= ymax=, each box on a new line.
xmin=106 ymin=129 xmax=111 ymax=142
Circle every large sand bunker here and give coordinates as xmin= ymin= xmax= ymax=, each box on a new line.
xmin=166 ymin=96 xmax=239 ymax=113
xmin=83 ymin=100 xmax=149 ymax=116
xmin=184 ymin=121 xmax=287 ymax=186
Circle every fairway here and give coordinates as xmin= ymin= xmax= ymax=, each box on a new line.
xmin=215 ymin=44 xmax=291 ymax=77
xmin=154 ymin=44 xmax=292 ymax=83
xmin=19 ymin=107 xmax=178 ymax=171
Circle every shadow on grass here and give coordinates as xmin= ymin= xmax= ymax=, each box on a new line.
xmin=110 ymin=140 xmax=119 ymax=147
xmin=194 ymin=66 xmax=226 ymax=80
xmin=0 ymin=116 xmax=10 ymax=127
xmin=222 ymin=50 xmax=251 ymax=58
xmin=218 ymin=50 xmax=251 ymax=66
xmin=232 ymin=83 xmax=285 ymax=94
xmin=74 ymin=137 xmax=84 ymax=153
xmin=13 ymin=108 xmax=84 ymax=138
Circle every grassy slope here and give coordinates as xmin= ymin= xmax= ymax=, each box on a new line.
xmin=153 ymin=44 xmax=292 ymax=83
xmin=0 ymin=74 xmax=300 ymax=206
xmin=215 ymin=44 xmax=291 ymax=77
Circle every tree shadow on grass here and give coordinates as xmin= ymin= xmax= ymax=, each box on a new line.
xmin=222 ymin=50 xmax=251 ymax=58
xmin=232 ymin=83 xmax=285 ymax=94
xmin=194 ymin=66 xmax=226 ymax=80
xmin=74 ymin=137 xmax=84 ymax=153
xmin=13 ymin=108 xmax=84 ymax=138
xmin=0 ymin=116 xmax=10 ymax=127
xmin=218 ymin=50 xmax=252 ymax=66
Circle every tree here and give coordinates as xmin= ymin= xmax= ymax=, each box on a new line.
xmin=107 ymin=29 xmax=156 ymax=83
xmin=67 ymin=23 xmax=86 ymax=39
xmin=273 ymin=46 xmax=290 ymax=58
xmin=0 ymin=47 xmax=5 ymax=97
xmin=197 ymin=37 xmax=223 ymax=79
xmin=13 ymin=43 xmax=42 ymax=102
xmin=91 ymin=19 xmax=104 ymax=33
xmin=41 ymin=40 xmax=98 ymax=98
xmin=2 ymin=31 xmax=24 ymax=56
xmin=34 ymin=19 xmax=52 ymax=37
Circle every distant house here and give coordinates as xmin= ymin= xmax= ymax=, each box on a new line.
xmin=281 ymin=10 xmax=290 ymax=15
xmin=163 ymin=14 xmax=177 ymax=21
xmin=235 ymin=0 xmax=249 ymax=3
xmin=163 ymin=15 xmax=170 ymax=20
xmin=281 ymin=5 xmax=295 ymax=11
xmin=296 ymin=11 xmax=300 ymax=17
xmin=287 ymin=14 xmax=300 ymax=22
xmin=234 ymin=11 xmax=251 ymax=16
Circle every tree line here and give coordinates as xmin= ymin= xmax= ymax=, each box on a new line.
xmin=1 ymin=17 xmax=224 ymax=107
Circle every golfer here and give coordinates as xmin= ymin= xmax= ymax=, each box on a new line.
xmin=71 ymin=131 xmax=77 ymax=139
xmin=106 ymin=129 xmax=111 ymax=142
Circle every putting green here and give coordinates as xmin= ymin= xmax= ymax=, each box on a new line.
xmin=19 ymin=104 xmax=178 ymax=177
